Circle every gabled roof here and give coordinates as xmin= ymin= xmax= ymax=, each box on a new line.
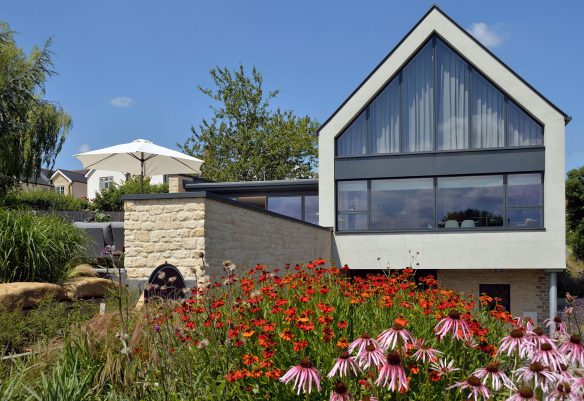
xmin=50 ymin=169 xmax=89 ymax=184
xmin=317 ymin=5 xmax=570 ymax=136
xmin=20 ymin=168 xmax=53 ymax=187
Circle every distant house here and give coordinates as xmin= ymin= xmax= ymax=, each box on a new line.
xmin=50 ymin=169 xmax=89 ymax=198
xmin=85 ymin=169 xmax=165 ymax=199
xmin=19 ymin=168 xmax=54 ymax=192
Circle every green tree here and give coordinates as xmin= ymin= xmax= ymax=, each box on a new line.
xmin=566 ymin=167 xmax=584 ymax=260
xmin=92 ymin=176 xmax=168 ymax=212
xmin=180 ymin=65 xmax=319 ymax=182
xmin=0 ymin=23 xmax=71 ymax=194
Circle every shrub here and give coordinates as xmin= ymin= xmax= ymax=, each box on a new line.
xmin=0 ymin=209 xmax=88 ymax=282
xmin=92 ymin=176 xmax=168 ymax=212
xmin=0 ymin=190 xmax=90 ymax=211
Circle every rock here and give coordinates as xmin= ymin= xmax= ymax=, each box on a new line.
xmin=0 ymin=282 xmax=64 ymax=309
xmin=61 ymin=277 xmax=118 ymax=300
xmin=67 ymin=264 xmax=99 ymax=278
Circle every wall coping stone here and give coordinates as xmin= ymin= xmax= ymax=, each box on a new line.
xmin=122 ymin=191 xmax=333 ymax=232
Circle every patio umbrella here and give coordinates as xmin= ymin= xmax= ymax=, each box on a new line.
xmin=74 ymin=139 xmax=204 ymax=193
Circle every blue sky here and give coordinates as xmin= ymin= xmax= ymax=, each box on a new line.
xmin=3 ymin=1 xmax=583 ymax=171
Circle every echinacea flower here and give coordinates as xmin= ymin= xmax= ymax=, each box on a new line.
xmin=514 ymin=362 xmax=558 ymax=392
xmin=349 ymin=333 xmax=380 ymax=356
xmin=547 ymin=381 xmax=580 ymax=401
xmin=434 ymin=310 xmax=471 ymax=341
xmin=526 ymin=326 xmax=554 ymax=350
xmin=559 ymin=334 xmax=584 ymax=367
xmin=377 ymin=322 xmax=415 ymax=350
xmin=545 ymin=316 xmax=567 ymax=334
xmin=357 ymin=343 xmax=386 ymax=370
xmin=473 ymin=360 xmax=515 ymax=391
xmin=412 ymin=340 xmax=443 ymax=364
xmin=330 ymin=381 xmax=351 ymax=401
xmin=375 ymin=351 xmax=409 ymax=392
xmin=532 ymin=342 xmax=566 ymax=373
xmin=430 ymin=358 xmax=460 ymax=375
xmin=279 ymin=357 xmax=321 ymax=395
xmin=505 ymin=387 xmax=537 ymax=401
xmin=498 ymin=328 xmax=533 ymax=358
xmin=328 ymin=351 xmax=360 ymax=378
xmin=447 ymin=375 xmax=491 ymax=401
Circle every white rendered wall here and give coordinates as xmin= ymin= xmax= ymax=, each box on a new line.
xmin=87 ymin=170 xmax=165 ymax=199
xmin=318 ymin=9 xmax=566 ymax=271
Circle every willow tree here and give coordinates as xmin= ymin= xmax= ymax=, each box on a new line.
xmin=0 ymin=22 xmax=71 ymax=193
xmin=180 ymin=65 xmax=319 ymax=182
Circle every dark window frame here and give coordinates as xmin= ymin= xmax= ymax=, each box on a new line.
xmin=266 ymin=193 xmax=320 ymax=224
xmin=334 ymin=33 xmax=544 ymax=157
xmin=335 ymin=172 xmax=544 ymax=233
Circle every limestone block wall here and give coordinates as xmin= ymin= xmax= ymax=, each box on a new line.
xmin=124 ymin=194 xmax=332 ymax=281
xmin=438 ymin=269 xmax=549 ymax=324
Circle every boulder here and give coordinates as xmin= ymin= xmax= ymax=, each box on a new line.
xmin=0 ymin=282 xmax=64 ymax=309
xmin=61 ymin=277 xmax=118 ymax=300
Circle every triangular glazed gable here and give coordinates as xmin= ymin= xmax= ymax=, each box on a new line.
xmin=335 ymin=34 xmax=544 ymax=156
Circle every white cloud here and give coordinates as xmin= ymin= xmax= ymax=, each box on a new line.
xmin=467 ymin=22 xmax=502 ymax=48
xmin=78 ymin=143 xmax=90 ymax=153
xmin=110 ymin=96 xmax=135 ymax=107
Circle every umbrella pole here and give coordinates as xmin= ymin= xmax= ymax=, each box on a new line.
xmin=140 ymin=154 xmax=144 ymax=194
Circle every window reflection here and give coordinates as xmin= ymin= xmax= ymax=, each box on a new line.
xmin=304 ymin=195 xmax=319 ymax=225
xmin=267 ymin=196 xmax=302 ymax=220
xmin=437 ymin=176 xmax=504 ymax=228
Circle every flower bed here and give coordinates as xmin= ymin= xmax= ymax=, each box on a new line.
xmin=137 ymin=260 xmax=584 ymax=400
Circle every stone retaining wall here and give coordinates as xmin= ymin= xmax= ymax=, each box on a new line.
xmin=124 ymin=194 xmax=332 ymax=281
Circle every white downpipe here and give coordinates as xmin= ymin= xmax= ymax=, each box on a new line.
xmin=549 ymin=271 xmax=558 ymax=335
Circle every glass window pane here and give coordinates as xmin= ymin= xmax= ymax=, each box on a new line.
xmin=402 ymin=41 xmax=434 ymax=152
xmin=371 ymin=178 xmax=434 ymax=230
xmin=337 ymin=181 xmax=368 ymax=212
xmin=437 ymin=175 xmax=504 ymax=228
xmin=267 ymin=196 xmax=302 ymax=220
xmin=337 ymin=213 xmax=368 ymax=231
xmin=336 ymin=112 xmax=367 ymax=156
xmin=369 ymin=79 xmax=400 ymax=154
xmin=304 ymin=195 xmax=319 ymax=225
xmin=507 ymin=174 xmax=542 ymax=207
xmin=508 ymin=101 xmax=543 ymax=146
xmin=471 ymin=72 xmax=505 ymax=149
xmin=507 ymin=208 xmax=543 ymax=228
xmin=436 ymin=39 xmax=469 ymax=150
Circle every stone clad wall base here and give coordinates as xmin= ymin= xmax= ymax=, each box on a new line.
xmin=124 ymin=196 xmax=332 ymax=282
xmin=437 ymin=269 xmax=549 ymax=324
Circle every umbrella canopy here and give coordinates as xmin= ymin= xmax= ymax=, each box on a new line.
xmin=74 ymin=139 xmax=204 ymax=192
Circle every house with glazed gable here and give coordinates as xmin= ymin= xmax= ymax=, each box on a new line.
xmin=122 ymin=6 xmax=569 ymax=324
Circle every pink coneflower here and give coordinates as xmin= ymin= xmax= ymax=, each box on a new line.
xmin=545 ymin=316 xmax=568 ymax=334
xmin=430 ymin=358 xmax=460 ymax=375
xmin=547 ymin=381 xmax=580 ymax=401
xmin=514 ymin=362 xmax=558 ymax=392
xmin=377 ymin=322 xmax=415 ymax=350
xmin=329 ymin=381 xmax=351 ymax=401
xmin=559 ymin=334 xmax=584 ymax=367
xmin=279 ymin=357 xmax=321 ymax=395
xmin=526 ymin=326 xmax=554 ymax=350
xmin=412 ymin=340 xmax=443 ymax=364
xmin=447 ymin=375 xmax=491 ymax=401
xmin=505 ymin=387 xmax=537 ymax=401
xmin=532 ymin=342 xmax=566 ymax=373
xmin=357 ymin=343 xmax=386 ymax=370
xmin=328 ymin=351 xmax=360 ymax=378
xmin=349 ymin=333 xmax=380 ymax=356
xmin=434 ymin=310 xmax=471 ymax=341
xmin=498 ymin=328 xmax=533 ymax=358
xmin=375 ymin=351 xmax=409 ymax=392
xmin=557 ymin=364 xmax=574 ymax=382
xmin=472 ymin=360 xmax=515 ymax=391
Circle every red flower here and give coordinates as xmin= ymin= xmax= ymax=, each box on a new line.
xmin=337 ymin=321 xmax=348 ymax=330
xmin=293 ymin=340 xmax=308 ymax=351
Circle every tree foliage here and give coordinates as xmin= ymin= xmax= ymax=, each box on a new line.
xmin=566 ymin=167 xmax=584 ymax=260
xmin=92 ymin=176 xmax=168 ymax=212
xmin=0 ymin=22 xmax=71 ymax=194
xmin=180 ymin=65 xmax=319 ymax=182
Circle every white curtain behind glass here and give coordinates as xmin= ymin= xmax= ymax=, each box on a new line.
xmin=402 ymin=41 xmax=434 ymax=152
xmin=508 ymin=101 xmax=543 ymax=146
xmin=471 ymin=72 xmax=505 ymax=148
xmin=436 ymin=40 xmax=469 ymax=150
xmin=336 ymin=112 xmax=367 ymax=156
xmin=369 ymin=79 xmax=400 ymax=154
